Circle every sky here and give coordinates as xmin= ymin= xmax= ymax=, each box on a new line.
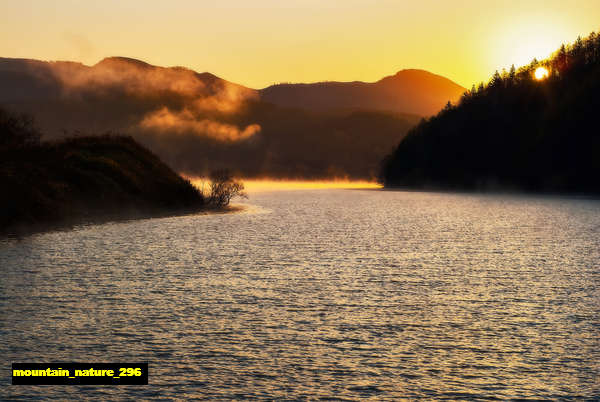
xmin=1 ymin=0 xmax=599 ymax=89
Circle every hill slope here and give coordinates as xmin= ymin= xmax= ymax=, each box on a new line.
xmin=381 ymin=32 xmax=600 ymax=194
xmin=0 ymin=107 xmax=207 ymax=235
xmin=260 ymin=69 xmax=465 ymax=116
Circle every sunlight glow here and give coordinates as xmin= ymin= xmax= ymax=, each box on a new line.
xmin=2 ymin=2 xmax=599 ymax=89
xmin=534 ymin=66 xmax=550 ymax=80
xmin=188 ymin=177 xmax=382 ymax=193
xmin=242 ymin=180 xmax=382 ymax=192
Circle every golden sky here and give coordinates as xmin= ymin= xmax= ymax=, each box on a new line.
xmin=1 ymin=1 xmax=599 ymax=89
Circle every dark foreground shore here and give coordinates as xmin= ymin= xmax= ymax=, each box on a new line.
xmin=1 ymin=203 xmax=245 ymax=239
xmin=1 ymin=133 xmax=234 ymax=238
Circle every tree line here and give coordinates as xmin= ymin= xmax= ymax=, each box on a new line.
xmin=380 ymin=31 xmax=600 ymax=194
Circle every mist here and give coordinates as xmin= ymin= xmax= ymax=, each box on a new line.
xmin=140 ymin=108 xmax=261 ymax=142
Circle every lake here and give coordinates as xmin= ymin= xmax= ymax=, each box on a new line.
xmin=1 ymin=188 xmax=599 ymax=399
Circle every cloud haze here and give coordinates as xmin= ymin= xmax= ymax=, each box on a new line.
xmin=140 ymin=107 xmax=261 ymax=141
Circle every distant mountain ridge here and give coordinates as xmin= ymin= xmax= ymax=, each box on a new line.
xmin=260 ymin=69 xmax=465 ymax=116
xmin=0 ymin=56 xmax=255 ymax=104
xmin=0 ymin=57 xmax=464 ymax=117
xmin=0 ymin=56 xmax=462 ymax=179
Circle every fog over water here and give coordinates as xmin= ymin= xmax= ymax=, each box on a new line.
xmin=1 ymin=189 xmax=599 ymax=399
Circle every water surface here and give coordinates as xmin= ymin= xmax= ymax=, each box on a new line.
xmin=1 ymin=189 xmax=599 ymax=399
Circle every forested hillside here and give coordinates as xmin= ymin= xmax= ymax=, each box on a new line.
xmin=381 ymin=32 xmax=600 ymax=194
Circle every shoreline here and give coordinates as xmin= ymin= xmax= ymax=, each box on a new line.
xmin=381 ymin=185 xmax=600 ymax=201
xmin=1 ymin=204 xmax=245 ymax=240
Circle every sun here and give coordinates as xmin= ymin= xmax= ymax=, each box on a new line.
xmin=534 ymin=67 xmax=550 ymax=80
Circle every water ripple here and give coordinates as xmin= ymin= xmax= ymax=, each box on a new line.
xmin=1 ymin=190 xmax=599 ymax=399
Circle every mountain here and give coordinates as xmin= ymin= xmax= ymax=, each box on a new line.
xmin=380 ymin=32 xmax=600 ymax=194
xmin=0 ymin=56 xmax=456 ymax=179
xmin=0 ymin=56 xmax=257 ymax=136
xmin=259 ymin=69 xmax=466 ymax=116
xmin=0 ymin=56 xmax=254 ymax=100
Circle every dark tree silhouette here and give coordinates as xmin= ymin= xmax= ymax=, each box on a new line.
xmin=380 ymin=30 xmax=600 ymax=194
xmin=207 ymin=169 xmax=247 ymax=207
